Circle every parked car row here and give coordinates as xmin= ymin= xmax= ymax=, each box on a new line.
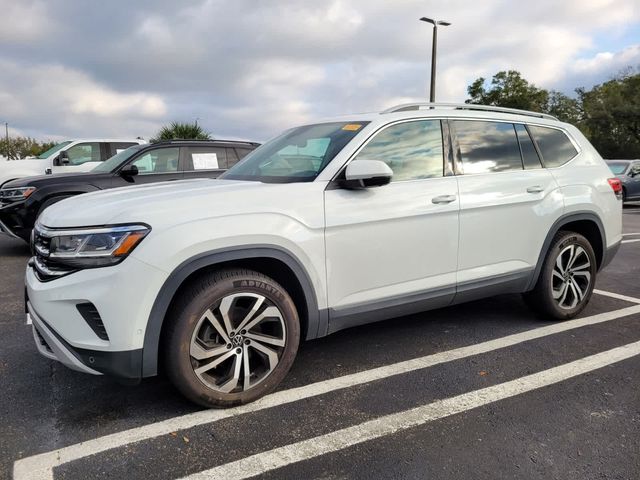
xmin=0 ymin=140 xmax=259 ymax=241
xmin=6 ymin=103 xmax=624 ymax=408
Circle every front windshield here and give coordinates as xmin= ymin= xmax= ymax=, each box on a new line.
xmin=221 ymin=121 xmax=369 ymax=183
xmin=37 ymin=141 xmax=72 ymax=159
xmin=92 ymin=145 xmax=145 ymax=173
xmin=607 ymin=162 xmax=629 ymax=175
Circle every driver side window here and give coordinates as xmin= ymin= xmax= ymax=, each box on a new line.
xmin=131 ymin=147 xmax=180 ymax=174
xmin=354 ymin=120 xmax=444 ymax=181
xmin=64 ymin=143 xmax=101 ymax=166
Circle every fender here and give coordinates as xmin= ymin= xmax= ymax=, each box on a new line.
xmin=526 ymin=211 xmax=606 ymax=291
xmin=141 ymin=245 xmax=326 ymax=377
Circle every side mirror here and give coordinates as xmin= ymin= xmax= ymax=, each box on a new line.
xmin=341 ymin=159 xmax=393 ymax=189
xmin=59 ymin=151 xmax=70 ymax=165
xmin=120 ymin=164 xmax=139 ymax=177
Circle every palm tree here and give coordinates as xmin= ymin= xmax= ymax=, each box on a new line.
xmin=151 ymin=121 xmax=212 ymax=142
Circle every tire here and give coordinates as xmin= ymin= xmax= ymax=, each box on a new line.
xmin=164 ymin=268 xmax=300 ymax=408
xmin=524 ymin=231 xmax=597 ymax=320
xmin=622 ymin=187 xmax=627 ymax=203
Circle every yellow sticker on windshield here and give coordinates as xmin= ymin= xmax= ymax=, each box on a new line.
xmin=342 ymin=124 xmax=362 ymax=131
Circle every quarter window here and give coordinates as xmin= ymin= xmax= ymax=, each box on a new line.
xmin=131 ymin=147 xmax=180 ymax=174
xmin=515 ymin=124 xmax=542 ymax=169
xmin=354 ymin=120 xmax=444 ymax=181
xmin=453 ymin=121 xmax=522 ymax=174
xmin=528 ymin=126 xmax=578 ymax=168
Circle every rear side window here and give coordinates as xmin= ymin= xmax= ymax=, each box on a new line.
xmin=515 ymin=124 xmax=542 ymax=169
xmin=452 ymin=120 xmax=522 ymax=174
xmin=355 ymin=120 xmax=444 ymax=181
xmin=236 ymin=147 xmax=254 ymax=159
xmin=226 ymin=148 xmax=240 ymax=168
xmin=528 ymin=126 xmax=578 ymax=168
xmin=185 ymin=146 xmax=227 ymax=170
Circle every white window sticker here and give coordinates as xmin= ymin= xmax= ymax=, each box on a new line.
xmin=192 ymin=153 xmax=219 ymax=170
xmin=116 ymin=149 xmax=126 ymax=154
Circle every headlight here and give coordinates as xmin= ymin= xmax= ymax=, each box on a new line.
xmin=0 ymin=186 xmax=36 ymax=202
xmin=37 ymin=224 xmax=150 ymax=268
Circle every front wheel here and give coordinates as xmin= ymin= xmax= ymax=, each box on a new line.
xmin=524 ymin=231 xmax=597 ymax=320
xmin=164 ymin=269 xmax=300 ymax=408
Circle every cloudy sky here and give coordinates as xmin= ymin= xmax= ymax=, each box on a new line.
xmin=1 ymin=0 xmax=638 ymax=142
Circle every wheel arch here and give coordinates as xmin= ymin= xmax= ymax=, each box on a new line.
xmin=527 ymin=211 xmax=606 ymax=291
xmin=142 ymin=246 xmax=325 ymax=377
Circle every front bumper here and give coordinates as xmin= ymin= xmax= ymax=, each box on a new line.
xmin=25 ymin=254 xmax=168 ymax=380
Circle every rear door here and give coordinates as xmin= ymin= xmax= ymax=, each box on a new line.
xmin=452 ymin=120 xmax=560 ymax=295
xmin=182 ymin=146 xmax=228 ymax=180
xmin=111 ymin=146 xmax=183 ymax=186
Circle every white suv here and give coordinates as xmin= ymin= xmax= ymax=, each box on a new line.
xmin=25 ymin=103 xmax=623 ymax=407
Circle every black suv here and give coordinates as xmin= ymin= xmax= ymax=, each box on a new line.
xmin=0 ymin=139 xmax=259 ymax=242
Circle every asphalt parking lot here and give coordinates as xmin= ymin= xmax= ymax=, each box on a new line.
xmin=2 ymin=205 xmax=639 ymax=480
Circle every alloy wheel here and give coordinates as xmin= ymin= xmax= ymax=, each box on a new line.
xmin=189 ymin=292 xmax=286 ymax=393
xmin=551 ymin=244 xmax=591 ymax=310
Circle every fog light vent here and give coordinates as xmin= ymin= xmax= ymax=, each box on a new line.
xmin=76 ymin=303 xmax=109 ymax=341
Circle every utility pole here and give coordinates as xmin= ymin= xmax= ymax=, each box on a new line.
xmin=4 ymin=122 xmax=8 ymax=159
xmin=419 ymin=17 xmax=451 ymax=102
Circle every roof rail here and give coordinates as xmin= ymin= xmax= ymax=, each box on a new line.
xmin=381 ymin=102 xmax=558 ymax=121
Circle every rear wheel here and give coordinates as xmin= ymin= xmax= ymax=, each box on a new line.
xmin=524 ymin=231 xmax=597 ymax=320
xmin=164 ymin=269 xmax=300 ymax=408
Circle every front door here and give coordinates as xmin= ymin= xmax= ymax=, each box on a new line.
xmin=324 ymin=119 xmax=460 ymax=330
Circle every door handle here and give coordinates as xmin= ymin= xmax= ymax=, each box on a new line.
xmin=432 ymin=194 xmax=457 ymax=204
xmin=526 ymin=186 xmax=544 ymax=194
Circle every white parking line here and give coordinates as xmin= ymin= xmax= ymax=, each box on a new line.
xmin=621 ymin=233 xmax=640 ymax=236
xmin=594 ymin=289 xmax=640 ymax=304
xmin=621 ymin=239 xmax=640 ymax=244
xmin=184 ymin=340 xmax=640 ymax=480
xmin=13 ymin=291 xmax=640 ymax=480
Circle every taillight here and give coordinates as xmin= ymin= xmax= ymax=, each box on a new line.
xmin=608 ymin=178 xmax=623 ymax=198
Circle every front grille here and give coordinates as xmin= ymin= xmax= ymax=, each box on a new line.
xmin=31 ymin=226 xmax=75 ymax=281
xmin=76 ymin=302 xmax=109 ymax=341
xmin=34 ymin=326 xmax=53 ymax=354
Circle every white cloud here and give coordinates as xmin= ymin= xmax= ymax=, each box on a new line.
xmin=0 ymin=0 xmax=638 ymax=141
xmin=0 ymin=0 xmax=50 ymax=43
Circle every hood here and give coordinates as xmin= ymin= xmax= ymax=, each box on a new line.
xmin=39 ymin=178 xmax=291 ymax=228
xmin=3 ymin=171 xmax=100 ymax=189
xmin=0 ymin=158 xmax=49 ymax=183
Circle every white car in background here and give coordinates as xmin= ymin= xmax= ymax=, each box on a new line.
xmin=0 ymin=139 xmax=146 ymax=187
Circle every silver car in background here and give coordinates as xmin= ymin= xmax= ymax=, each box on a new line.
xmin=606 ymin=160 xmax=640 ymax=202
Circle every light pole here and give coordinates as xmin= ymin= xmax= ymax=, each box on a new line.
xmin=4 ymin=122 xmax=8 ymax=159
xmin=419 ymin=17 xmax=451 ymax=102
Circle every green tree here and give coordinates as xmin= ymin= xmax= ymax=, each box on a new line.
xmin=151 ymin=121 xmax=212 ymax=143
xmin=578 ymin=71 xmax=640 ymax=158
xmin=466 ymin=70 xmax=549 ymax=112
xmin=465 ymin=70 xmax=581 ymax=124
xmin=0 ymin=136 xmax=55 ymax=160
